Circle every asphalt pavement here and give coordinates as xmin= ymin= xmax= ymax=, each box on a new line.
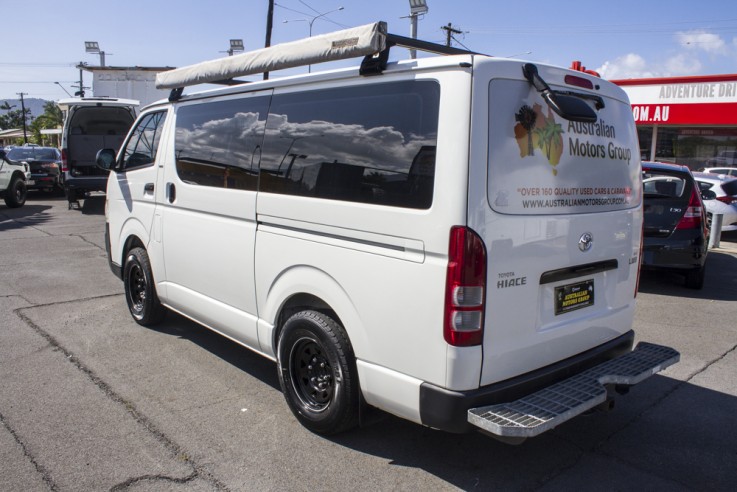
xmin=1 ymin=192 xmax=736 ymax=491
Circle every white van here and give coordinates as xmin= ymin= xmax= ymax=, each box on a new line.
xmin=99 ymin=23 xmax=678 ymax=442
xmin=57 ymin=97 xmax=138 ymax=208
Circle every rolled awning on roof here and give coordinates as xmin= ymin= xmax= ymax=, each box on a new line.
xmin=155 ymin=22 xmax=387 ymax=89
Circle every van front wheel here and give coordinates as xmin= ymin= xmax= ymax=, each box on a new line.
xmin=123 ymin=247 xmax=166 ymax=326
xmin=277 ymin=310 xmax=359 ymax=435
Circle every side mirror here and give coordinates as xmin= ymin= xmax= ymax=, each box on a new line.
xmin=0 ymin=149 xmax=7 ymax=162
xmin=701 ymin=189 xmax=717 ymax=201
xmin=96 ymin=149 xmax=117 ymax=171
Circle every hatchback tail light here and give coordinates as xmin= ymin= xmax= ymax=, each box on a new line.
xmin=61 ymin=148 xmax=68 ymax=172
xmin=716 ymin=195 xmax=737 ymax=205
xmin=675 ymin=187 xmax=704 ymax=230
xmin=444 ymin=226 xmax=487 ymax=347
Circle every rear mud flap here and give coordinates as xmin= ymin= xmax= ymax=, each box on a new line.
xmin=468 ymin=342 xmax=679 ymax=438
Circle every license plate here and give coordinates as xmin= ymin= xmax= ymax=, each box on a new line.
xmin=26 ymin=180 xmax=35 ymax=185
xmin=555 ymin=279 xmax=594 ymax=315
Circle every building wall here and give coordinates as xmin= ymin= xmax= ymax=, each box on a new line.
xmin=92 ymin=69 xmax=171 ymax=108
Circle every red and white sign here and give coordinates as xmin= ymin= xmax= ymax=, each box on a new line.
xmin=613 ymin=74 xmax=737 ymax=126
xmin=631 ymin=102 xmax=737 ymax=125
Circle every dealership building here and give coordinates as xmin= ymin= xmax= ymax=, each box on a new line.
xmin=612 ymin=73 xmax=737 ymax=169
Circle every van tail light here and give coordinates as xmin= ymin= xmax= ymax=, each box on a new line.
xmin=675 ymin=187 xmax=704 ymax=230
xmin=716 ymin=195 xmax=737 ymax=205
xmin=444 ymin=226 xmax=487 ymax=347
xmin=61 ymin=148 xmax=68 ymax=172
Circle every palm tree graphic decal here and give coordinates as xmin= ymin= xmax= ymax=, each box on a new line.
xmin=534 ymin=118 xmax=564 ymax=175
xmin=513 ymin=103 xmax=564 ymax=175
xmin=515 ymin=105 xmax=537 ymax=156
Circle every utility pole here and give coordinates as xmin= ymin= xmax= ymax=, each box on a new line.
xmin=264 ymin=0 xmax=274 ymax=80
xmin=16 ymin=92 xmax=28 ymax=144
xmin=441 ymin=23 xmax=462 ymax=47
xmin=73 ymin=62 xmax=87 ymax=97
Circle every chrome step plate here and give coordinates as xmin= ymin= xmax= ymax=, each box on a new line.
xmin=468 ymin=342 xmax=679 ymax=438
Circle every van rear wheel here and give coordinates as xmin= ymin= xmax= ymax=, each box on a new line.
xmin=277 ymin=310 xmax=359 ymax=435
xmin=123 ymin=247 xmax=166 ymax=326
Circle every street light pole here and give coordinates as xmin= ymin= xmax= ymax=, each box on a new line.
xmin=407 ymin=0 xmax=429 ymax=59
xmin=55 ymin=82 xmax=72 ymax=97
xmin=283 ymin=6 xmax=344 ymax=73
xmin=16 ymin=92 xmax=28 ymax=144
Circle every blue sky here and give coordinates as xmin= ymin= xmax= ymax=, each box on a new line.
xmin=1 ymin=0 xmax=737 ymax=100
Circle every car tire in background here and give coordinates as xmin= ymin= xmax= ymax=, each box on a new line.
xmin=685 ymin=264 xmax=706 ymax=290
xmin=4 ymin=176 xmax=27 ymax=208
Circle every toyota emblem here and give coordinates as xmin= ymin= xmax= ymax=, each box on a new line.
xmin=578 ymin=232 xmax=593 ymax=252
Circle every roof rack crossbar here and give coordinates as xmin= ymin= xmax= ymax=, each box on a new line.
xmin=385 ymin=33 xmax=478 ymax=56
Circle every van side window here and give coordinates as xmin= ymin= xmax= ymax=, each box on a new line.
xmin=174 ymin=96 xmax=269 ymax=191
xmin=260 ymin=81 xmax=440 ymax=209
xmin=121 ymin=111 xmax=167 ymax=170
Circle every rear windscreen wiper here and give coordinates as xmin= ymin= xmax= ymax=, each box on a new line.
xmin=522 ymin=63 xmax=604 ymax=123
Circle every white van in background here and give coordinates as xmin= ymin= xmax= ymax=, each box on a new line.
xmin=98 ymin=22 xmax=678 ymax=442
xmin=57 ymin=97 xmax=138 ymax=208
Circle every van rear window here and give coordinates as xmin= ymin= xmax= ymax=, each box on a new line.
xmin=487 ymin=79 xmax=641 ymax=215
xmin=260 ymin=80 xmax=440 ymax=209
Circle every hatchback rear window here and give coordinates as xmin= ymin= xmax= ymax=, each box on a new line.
xmin=642 ymin=173 xmax=687 ymax=198
xmin=721 ymin=178 xmax=737 ymax=196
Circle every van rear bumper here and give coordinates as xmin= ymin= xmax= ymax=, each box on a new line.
xmin=467 ymin=341 xmax=678 ymax=439
xmin=419 ymin=330 xmax=637 ymax=433
xmin=64 ymin=175 xmax=108 ymax=193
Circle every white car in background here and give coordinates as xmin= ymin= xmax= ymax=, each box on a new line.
xmin=692 ymin=172 xmax=737 ymax=231
xmin=701 ymin=167 xmax=737 ymax=177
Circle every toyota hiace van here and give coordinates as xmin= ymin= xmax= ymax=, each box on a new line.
xmin=98 ymin=23 xmax=678 ymax=442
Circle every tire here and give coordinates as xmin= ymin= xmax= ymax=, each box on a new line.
xmin=4 ymin=176 xmax=27 ymax=208
xmin=123 ymin=247 xmax=166 ymax=326
xmin=685 ymin=264 xmax=705 ymax=290
xmin=277 ymin=310 xmax=359 ymax=435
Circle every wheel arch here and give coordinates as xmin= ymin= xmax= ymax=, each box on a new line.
xmin=11 ymin=170 xmax=27 ymax=182
xmin=113 ymin=216 xmax=151 ymax=266
xmin=259 ymin=266 xmax=367 ymax=362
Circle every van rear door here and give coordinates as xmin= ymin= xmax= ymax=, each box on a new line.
xmin=468 ymin=60 xmax=642 ymax=386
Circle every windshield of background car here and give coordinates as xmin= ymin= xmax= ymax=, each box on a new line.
xmin=7 ymin=148 xmax=59 ymax=162
xmin=642 ymin=170 xmax=690 ymax=199
xmin=488 ymin=79 xmax=641 ymax=215
xmin=7 ymin=148 xmax=34 ymax=162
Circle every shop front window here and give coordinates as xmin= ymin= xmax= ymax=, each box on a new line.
xmin=640 ymin=126 xmax=737 ymax=170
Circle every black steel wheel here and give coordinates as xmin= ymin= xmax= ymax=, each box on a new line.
xmin=123 ymin=247 xmax=166 ymax=326
xmin=4 ymin=176 xmax=27 ymax=208
xmin=278 ymin=310 xmax=359 ymax=435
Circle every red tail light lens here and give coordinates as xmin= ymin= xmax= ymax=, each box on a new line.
xmin=61 ymin=148 xmax=68 ymax=172
xmin=675 ymin=187 xmax=704 ymax=230
xmin=444 ymin=226 xmax=487 ymax=347
xmin=716 ymin=195 xmax=737 ymax=205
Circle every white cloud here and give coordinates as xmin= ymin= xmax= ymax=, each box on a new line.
xmin=676 ymin=30 xmax=727 ymax=55
xmin=597 ymin=52 xmax=703 ymax=79
xmin=597 ymin=54 xmax=654 ymax=79
xmin=595 ymin=29 xmax=736 ymax=80
xmin=663 ymin=53 xmax=702 ymax=75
